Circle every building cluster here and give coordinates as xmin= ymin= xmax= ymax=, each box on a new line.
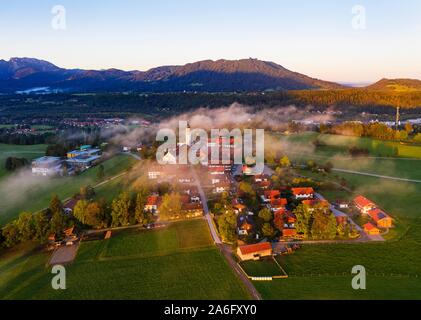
xmin=31 ymin=145 xmax=102 ymax=176
xmin=353 ymin=195 xmax=393 ymax=235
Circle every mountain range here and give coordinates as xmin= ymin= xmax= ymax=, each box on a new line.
xmin=0 ymin=57 xmax=419 ymax=94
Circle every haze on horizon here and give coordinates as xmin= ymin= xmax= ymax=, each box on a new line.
xmin=1 ymin=0 xmax=421 ymax=84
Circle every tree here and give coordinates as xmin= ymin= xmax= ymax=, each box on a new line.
xmin=80 ymin=185 xmax=95 ymax=200
xmin=134 ymin=192 xmax=150 ymax=225
xmin=5 ymin=157 xmax=29 ymax=171
xmin=405 ymin=122 xmax=413 ymax=134
xmin=279 ymin=155 xmax=291 ymax=167
xmin=49 ymin=210 xmax=69 ymax=236
xmin=323 ymin=161 xmax=333 ymax=173
xmin=2 ymin=222 xmax=20 ymax=248
xmin=217 ymin=209 xmax=237 ymax=243
xmin=73 ymin=200 xmax=89 ymax=225
xmin=15 ymin=212 xmax=36 ymax=242
xmin=49 ymin=195 xmax=63 ymax=215
xmin=111 ymin=192 xmax=133 ymax=227
xmin=261 ymin=223 xmax=275 ymax=238
xmin=293 ymin=204 xmax=312 ymax=238
xmin=310 ymin=206 xmax=337 ymax=240
xmin=258 ymin=208 xmax=273 ymax=223
xmin=97 ymin=164 xmax=105 ymax=181
xmin=33 ymin=211 xmax=50 ymax=242
xmin=158 ymin=193 xmax=182 ymax=220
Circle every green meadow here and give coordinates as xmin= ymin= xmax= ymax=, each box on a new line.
xmin=253 ymin=218 xmax=421 ymax=300
xmin=0 ymin=144 xmax=47 ymax=179
xmin=0 ymin=220 xmax=250 ymax=300
xmin=0 ymin=154 xmax=137 ymax=225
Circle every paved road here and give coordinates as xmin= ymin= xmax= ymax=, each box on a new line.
xmin=191 ymin=167 xmax=262 ymax=300
xmin=332 ymin=168 xmax=421 ymax=184
xmin=191 ymin=167 xmax=221 ymax=244
xmin=218 ymin=244 xmax=262 ymax=300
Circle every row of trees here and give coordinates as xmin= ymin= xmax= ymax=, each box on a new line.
xmin=293 ymin=204 xmax=352 ymax=240
xmin=0 ymin=195 xmax=71 ymax=248
xmin=320 ymin=121 xmax=414 ymax=141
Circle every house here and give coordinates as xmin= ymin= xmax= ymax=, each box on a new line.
xmin=144 ymin=195 xmax=162 ymax=214
xmin=236 ymin=242 xmax=273 ymax=261
xmin=332 ymin=209 xmax=348 ymax=226
xmin=282 ymin=228 xmax=297 ymax=238
xmin=237 ymin=215 xmax=254 ymax=236
xmin=335 ymin=200 xmax=349 ymax=209
xmin=269 ymin=198 xmax=288 ymax=211
xmin=66 ymin=146 xmax=102 ymax=171
xmin=353 ymin=195 xmax=376 ymax=214
xmin=369 ymin=208 xmax=393 ymax=228
xmin=261 ymin=190 xmax=281 ymax=203
xmin=291 ymin=187 xmax=314 ymax=200
xmin=31 ymin=156 xmax=63 ymax=176
xmin=364 ymin=222 xmax=381 ymax=235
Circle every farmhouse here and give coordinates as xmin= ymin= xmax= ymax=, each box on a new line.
xmin=291 ymin=187 xmax=314 ymax=200
xmin=363 ymin=222 xmax=381 ymax=235
xmin=369 ymin=208 xmax=393 ymax=228
xmin=31 ymin=156 xmax=63 ymax=176
xmin=144 ymin=195 xmax=162 ymax=214
xmin=260 ymin=190 xmax=281 ymax=203
xmin=354 ymin=195 xmax=376 ymax=214
xmin=237 ymin=215 xmax=254 ymax=236
xmin=237 ymin=242 xmax=272 ymax=261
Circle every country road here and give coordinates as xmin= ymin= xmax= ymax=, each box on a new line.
xmin=332 ymin=168 xmax=421 ymax=184
xmin=191 ymin=167 xmax=262 ymax=300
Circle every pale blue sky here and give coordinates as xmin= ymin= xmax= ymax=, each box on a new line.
xmin=1 ymin=0 xmax=421 ymax=82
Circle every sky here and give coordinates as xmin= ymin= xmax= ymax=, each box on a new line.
xmin=1 ymin=0 xmax=421 ymax=83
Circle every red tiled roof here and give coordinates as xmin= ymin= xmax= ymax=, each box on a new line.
xmin=264 ymin=190 xmax=280 ymax=199
xmin=291 ymin=187 xmax=314 ymax=195
xmin=369 ymin=208 xmax=390 ymax=222
xmin=354 ymin=195 xmax=376 ymax=208
xmin=363 ymin=222 xmax=378 ymax=231
xmin=271 ymin=198 xmax=288 ymax=206
xmin=146 ymin=196 xmax=161 ymax=206
xmin=238 ymin=242 xmax=272 ymax=255
xmin=282 ymin=228 xmax=297 ymax=237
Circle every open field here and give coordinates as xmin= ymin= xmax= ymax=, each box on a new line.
xmin=252 ymin=219 xmax=421 ymax=300
xmin=279 ymin=132 xmax=421 ymax=159
xmin=0 ymin=219 xmax=250 ymax=300
xmin=0 ymin=144 xmax=47 ymax=179
xmin=0 ymin=154 xmax=137 ymax=225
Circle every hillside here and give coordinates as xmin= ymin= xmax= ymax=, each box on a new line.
xmin=0 ymin=57 xmax=343 ymax=93
xmin=367 ymin=79 xmax=421 ymax=92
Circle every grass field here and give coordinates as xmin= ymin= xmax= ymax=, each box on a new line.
xmin=0 ymin=219 xmax=250 ymax=300
xmin=0 ymin=154 xmax=137 ymax=225
xmin=0 ymin=144 xmax=47 ymax=179
xmin=279 ymin=132 xmax=421 ymax=159
xmin=252 ymin=218 xmax=421 ymax=300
